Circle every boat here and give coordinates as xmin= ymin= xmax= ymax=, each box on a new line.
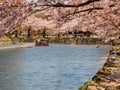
xmin=35 ymin=38 xmax=49 ymax=46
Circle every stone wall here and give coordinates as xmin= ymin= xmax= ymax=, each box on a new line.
xmin=49 ymin=37 xmax=105 ymax=45
xmin=82 ymin=46 xmax=120 ymax=90
xmin=0 ymin=40 xmax=13 ymax=47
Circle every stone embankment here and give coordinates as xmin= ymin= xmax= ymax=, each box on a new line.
xmin=0 ymin=43 xmax=35 ymax=50
xmin=82 ymin=46 xmax=120 ymax=90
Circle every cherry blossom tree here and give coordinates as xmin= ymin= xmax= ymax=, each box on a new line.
xmin=35 ymin=0 xmax=120 ymax=37
xmin=0 ymin=3 xmax=28 ymax=37
xmin=0 ymin=0 xmax=119 ymax=38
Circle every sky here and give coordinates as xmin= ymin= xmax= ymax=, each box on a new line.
xmin=26 ymin=0 xmax=37 ymax=2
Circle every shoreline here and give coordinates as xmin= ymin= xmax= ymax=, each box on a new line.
xmin=80 ymin=46 xmax=120 ymax=90
xmin=0 ymin=42 xmax=111 ymax=50
xmin=0 ymin=43 xmax=35 ymax=50
xmin=50 ymin=43 xmax=111 ymax=46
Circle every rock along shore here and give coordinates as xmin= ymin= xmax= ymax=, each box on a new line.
xmin=81 ymin=46 xmax=120 ymax=90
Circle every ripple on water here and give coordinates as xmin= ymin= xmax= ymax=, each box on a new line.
xmin=0 ymin=44 xmax=110 ymax=90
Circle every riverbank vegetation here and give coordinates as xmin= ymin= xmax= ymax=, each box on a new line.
xmin=78 ymin=81 xmax=91 ymax=90
xmin=0 ymin=28 xmax=120 ymax=46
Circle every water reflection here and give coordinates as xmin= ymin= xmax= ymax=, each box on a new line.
xmin=0 ymin=45 xmax=110 ymax=90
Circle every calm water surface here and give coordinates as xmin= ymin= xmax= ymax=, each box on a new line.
xmin=0 ymin=44 xmax=110 ymax=90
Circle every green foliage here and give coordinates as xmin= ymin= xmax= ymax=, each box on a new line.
xmin=78 ymin=81 xmax=90 ymax=90
xmin=5 ymin=33 xmax=19 ymax=44
xmin=78 ymin=86 xmax=84 ymax=90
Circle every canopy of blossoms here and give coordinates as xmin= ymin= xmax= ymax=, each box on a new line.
xmin=0 ymin=0 xmax=120 ymax=38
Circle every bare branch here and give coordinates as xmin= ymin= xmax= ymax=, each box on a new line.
xmin=65 ymin=7 xmax=103 ymax=18
xmin=32 ymin=6 xmax=51 ymax=13
xmin=98 ymin=15 xmax=119 ymax=28
xmin=40 ymin=0 xmax=100 ymax=7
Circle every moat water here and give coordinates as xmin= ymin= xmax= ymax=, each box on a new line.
xmin=0 ymin=44 xmax=110 ymax=90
